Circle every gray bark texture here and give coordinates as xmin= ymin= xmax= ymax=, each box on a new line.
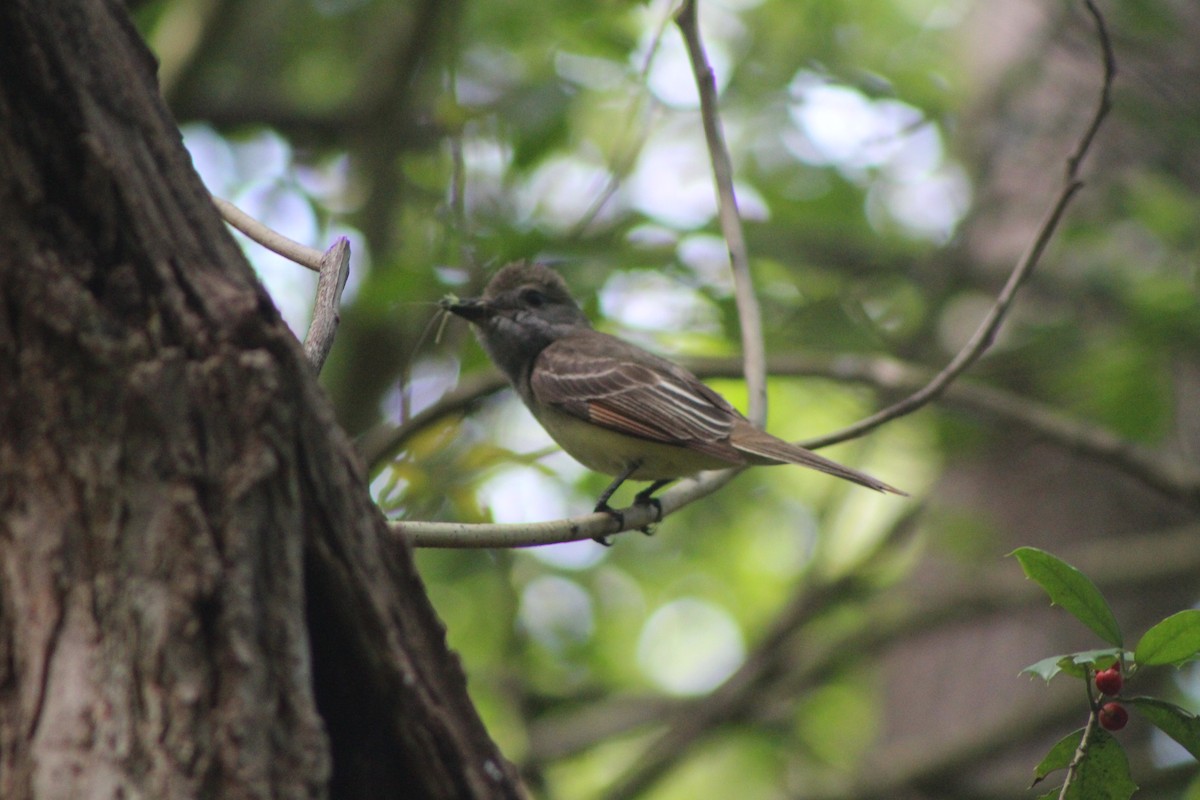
xmin=0 ymin=1 xmax=524 ymax=798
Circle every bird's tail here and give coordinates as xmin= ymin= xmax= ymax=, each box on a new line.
xmin=731 ymin=423 xmax=907 ymax=495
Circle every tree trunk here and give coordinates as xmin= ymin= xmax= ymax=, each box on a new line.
xmin=0 ymin=2 xmax=522 ymax=798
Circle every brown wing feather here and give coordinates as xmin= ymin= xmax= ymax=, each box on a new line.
xmin=530 ymin=332 xmax=744 ymax=462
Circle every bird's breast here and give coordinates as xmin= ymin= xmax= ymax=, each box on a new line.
xmin=531 ymin=403 xmax=735 ymax=480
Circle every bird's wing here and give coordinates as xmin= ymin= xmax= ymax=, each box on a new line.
xmin=529 ymin=333 xmax=744 ymax=461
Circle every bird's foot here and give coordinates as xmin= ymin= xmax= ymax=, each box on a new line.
xmin=592 ymin=502 xmax=623 ymax=545
xmin=629 ymin=496 xmax=661 ymax=536
xmin=631 ymin=482 xmax=667 ymax=535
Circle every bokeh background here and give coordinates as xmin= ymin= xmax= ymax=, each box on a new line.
xmin=135 ymin=0 xmax=1200 ymax=796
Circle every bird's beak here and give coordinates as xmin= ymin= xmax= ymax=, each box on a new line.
xmin=440 ymin=296 xmax=491 ymax=323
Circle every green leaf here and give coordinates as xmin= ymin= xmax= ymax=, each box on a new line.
xmin=1022 ymin=654 xmax=1072 ymax=683
xmin=1011 ymin=547 xmax=1123 ymax=646
xmin=1031 ymin=729 xmax=1084 ymax=787
xmin=1134 ymin=609 xmax=1200 ymax=666
xmin=1021 ymin=649 xmax=1122 ymax=682
xmin=1073 ymin=649 xmax=1124 ymax=672
xmin=1128 ymin=697 xmax=1200 ymax=759
xmin=1059 ymin=728 xmax=1137 ymax=799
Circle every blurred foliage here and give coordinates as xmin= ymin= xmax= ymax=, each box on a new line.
xmin=137 ymin=0 xmax=1200 ymax=797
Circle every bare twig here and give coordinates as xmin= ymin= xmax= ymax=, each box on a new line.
xmin=395 ymin=468 xmax=739 ymax=548
xmin=213 ymin=195 xmax=324 ymax=272
xmin=807 ymin=193 xmax=1080 ymax=448
xmin=1058 ymin=703 xmax=1098 ymax=800
xmin=675 ymin=0 xmax=767 ymax=427
xmin=1068 ymin=1 xmax=1116 ymax=181
xmin=302 ymin=238 xmax=351 ymax=373
xmin=752 ymin=354 xmax=1200 ymax=508
xmin=802 ymin=0 xmax=1115 ymax=451
xmin=213 ymin=196 xmax=352 ymax=372
xmin=358 ymin=372 xmax=506 ymax=470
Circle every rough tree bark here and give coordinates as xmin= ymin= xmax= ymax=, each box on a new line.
xmin=0 ymin=1 xmax=523 ymax=798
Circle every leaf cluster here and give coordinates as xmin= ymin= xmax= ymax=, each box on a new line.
xmin=1014 ymin=547 xmax=1200 ymax=798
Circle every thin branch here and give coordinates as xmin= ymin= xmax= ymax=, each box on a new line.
xmin=675 ymin=0 xmax=767 ymax=427
xmin=807 ymin=187 xmax=1082 ymax=448
xmin=1058 ymin=705 xmax=1098 ymax=800
xmin=302 ymin=237 xmax=351 ymax=373
xmin=1054 ymin=666 xmax=1102 ymax=800
xmin=358 ymin=372 xmax=506 ymax=471
xmin=395 ymin=468 xmax=739 ymax=548
xmin=749 ymin=354 xmax=1200 ymax=508
xmin=801 ymin=0 xmax=1115 ymax=451
xmin=1067 ymin=0 xmax=1116 ymax=182
xmin=213 ymin=195 xmax=324 ymax=272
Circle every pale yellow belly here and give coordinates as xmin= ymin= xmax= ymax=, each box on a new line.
xmin=533 ymin=404 xmax=734 ymax=480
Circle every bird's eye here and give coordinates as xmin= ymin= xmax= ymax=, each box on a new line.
xmin=520 ymin=288 xmax=546 ymax=308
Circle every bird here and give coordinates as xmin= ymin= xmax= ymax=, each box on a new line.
xmin=442 ymin=261 xmax=904 ymax=534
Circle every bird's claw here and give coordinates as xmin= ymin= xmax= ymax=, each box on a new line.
xmin=632 ymin=496 xmax=661 ymax=536
xmin=593 ymin=502 xmax=623 ymax=545
xmin=636 ymin=496 xmax=663 ymax=522
xmin=593 ymin=497 xmax=663 ymax=541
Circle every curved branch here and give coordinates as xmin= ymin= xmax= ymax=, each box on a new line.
xmin=359 ymin=372 xmax=506 ymax=472
xmin=801 ymin=0 xmax=1114 ymax=451
xmin=213 ymin=195 xmax=325 ymax=272
xmin=675 ymin=0 xmax=767 ymax=427
xmin=725 ymin=354 xmax=1200 ymax=508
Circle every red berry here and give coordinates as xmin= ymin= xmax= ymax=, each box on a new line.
xmin=1098 ymin=702 xmax=1128 ymax=731
xmin=1094 ymin=666 xmax=1123 ymax=696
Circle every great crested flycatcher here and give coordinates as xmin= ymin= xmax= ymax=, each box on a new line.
xmin=443 ymin=261 xmax=904 ymax=524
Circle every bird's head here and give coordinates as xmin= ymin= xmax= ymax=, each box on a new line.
xmin=442 ymin=261 xmax=591 ymax=379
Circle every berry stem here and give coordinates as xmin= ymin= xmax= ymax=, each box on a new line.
xmin=1059 ymin=713 xmax=1097 ymax=800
